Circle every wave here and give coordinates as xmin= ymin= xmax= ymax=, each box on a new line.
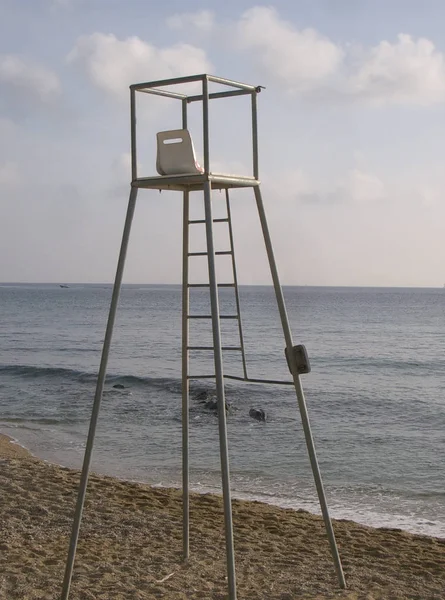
xmin=0 ymin=364 xmax=95 ymax=382
xmin=0 ymin=416 xmax=79 ymax=426
xmin=0 ymin=363 xmax=182 ymax=390
xmin=406 ymin=489 xmax=445 ymax=500
xmin=316 ymin=356 xmax=445 ymax=373
xmin=0 ymin=364 xmax=273 ymax=404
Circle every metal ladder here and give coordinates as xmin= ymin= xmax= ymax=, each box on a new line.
xmin=184 ymin=189 xmax=248 ymax=382
xmin=180 ymin=186 xmax=246 ymax=583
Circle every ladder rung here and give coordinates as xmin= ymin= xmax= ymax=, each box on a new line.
xmin=188 ymin=283 xmax=235 ymax=288
xmin=187 ymin=346 xmax=243 ymax=351
xmin=188 ymin=315 xmax=239 ymax=319
xmin=188 ymin=250 xmax=232 ymax=257
xmin=188 ymin=218 xmax=229 ymax=224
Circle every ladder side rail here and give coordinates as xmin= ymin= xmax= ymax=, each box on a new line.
xmin=181 ymin=97 xmax=191 ymax=561
xmin=225 ymin=189 xmax=248 ymax=379
xmin=203 ymin=179 xmax=237 ymax=600
xmin=181 ymin=190 xmax=190 ymax=560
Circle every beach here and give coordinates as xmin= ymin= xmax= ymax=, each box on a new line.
xmin=1 ymin=434 xmax=444 ymax=599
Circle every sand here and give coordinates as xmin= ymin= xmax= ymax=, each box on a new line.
xmin=1 ymin=433 xmax=444 ymax=599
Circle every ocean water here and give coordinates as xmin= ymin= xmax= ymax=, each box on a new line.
xmin=1 ymin=283 xmax=444 ymax=538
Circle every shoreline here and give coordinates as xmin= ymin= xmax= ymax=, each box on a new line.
xmin=1 ymin=433 xmax=445 ymax=599
xmin=2 ymin=430 xmax=444 ymax=539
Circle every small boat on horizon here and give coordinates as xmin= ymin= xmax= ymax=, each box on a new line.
xmin=59 ymin=284 xmax=69 ymax=289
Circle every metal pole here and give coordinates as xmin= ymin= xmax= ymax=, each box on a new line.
xmin=181 ymin=191 xmax=190 ymax=560
xmin=225 ymin=189 xmax=248 ymax=379
xmin=182 ymin=98 xmax=188 ymax=130
xmin=60 ymin=187 xmax=138 ymax=600
xmin=253 ymin=185 xmax=346 ymax=589
xmin=203 ymin=180 xmax=237 ymax=600
xmin=202 ymin=77 xmax=210 ymax=173
xmin=251 ymin=92 xmax=259 ymax=180
xmin=130 ymin=90 xmax=137 ymax=182
xmin=181 ymin=97 xmax=190 ymax=561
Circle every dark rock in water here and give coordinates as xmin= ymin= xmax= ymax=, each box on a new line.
xmin=195 ymin=391 xmax=211 ymax=402
xmin=249 ymin=408 xmax=266 ymax=422
xmin=204 ymin=398 xmax=230 ymax=412
xmin=204 ymin=398 xmax=230 ymax=410
xmin=113 ymin=384 xmax=125 ymax=390
xmin=204 ymin=399 xmax=218 ymax=410
xmin=194 ymin=390 xmax=230 ymax=413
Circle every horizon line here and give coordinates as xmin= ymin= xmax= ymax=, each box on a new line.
xmin=0 ymin=282 xmax=443 ymax=289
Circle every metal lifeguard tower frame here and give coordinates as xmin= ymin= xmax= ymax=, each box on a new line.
xmin=61 ymin=74 xmax=346 ymax=600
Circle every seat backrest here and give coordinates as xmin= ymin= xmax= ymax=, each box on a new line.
xmin=156 ymin=129 xmax=204 ymax=176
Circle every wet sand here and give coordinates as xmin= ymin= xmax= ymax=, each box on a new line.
xmin=1 ymin=433 xmax=444 ymax=599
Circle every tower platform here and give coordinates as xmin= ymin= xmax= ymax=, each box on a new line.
xmin=133 ymin=172 xmax=260 ymax=192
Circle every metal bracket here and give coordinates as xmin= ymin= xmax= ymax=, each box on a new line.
xmin=285 ymin=344 xmax=311 ymax=375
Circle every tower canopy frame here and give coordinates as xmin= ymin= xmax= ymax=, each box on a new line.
xmin=130 ymin=74 xmax=262 ymax=191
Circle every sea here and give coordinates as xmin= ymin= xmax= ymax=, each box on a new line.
xmin=1 ymin=283 xmax=444 ymax=538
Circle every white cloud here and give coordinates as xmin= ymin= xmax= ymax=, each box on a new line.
xmin=166 ymin=10 xmax=215 ymax=33
xmin=0 ymin=161 xmax=19 ymax=187
xmin=113 ymin=152 xmax=132 ymax=179
xmin=0 ymin=55 xmax=61 ymax=104
xmin=0 ymin=117 xmax=15 ymax=137
xmin=108 ymin=152 xmax=133 ymax=195
xmin=47 ymin=0 xmax=84 ymax=7
xmin=234 ymin=8 xmax=445 ymax=106
xmin=67 ymin=33 xmax=212 ymax=101
xmin=270 ymin=167 xmax=386 ymax=206
xmin=340 ymin=169 xmax=386 ymax=203
xmin=236 ymin=7 xmax=344 ymax=92
xmin=349 ymin=34 xmax=445 ymax=106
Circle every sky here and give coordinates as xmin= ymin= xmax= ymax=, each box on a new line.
xmin=1 ymin=0 xmax=445 ymax=286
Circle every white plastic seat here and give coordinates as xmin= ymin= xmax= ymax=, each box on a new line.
xmin=156 ymin=129 xmax=204 ymax=176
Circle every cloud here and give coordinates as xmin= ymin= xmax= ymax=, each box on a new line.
xmin=166 ymin=10 xmax=215 ymax=33
xmin=107 ymin=152 xmax=134 ymax=197
xmin=271 ymin=167 xmax=387 ymax=206
xmin=0 ymin=54 xmax=61 ymax=106
xmin=236 ymin=7 xmax=344 ymax=92
xmin=234 ymin=8 xmax=445 ymax=106
xmin=0 ymin=117 xmax=15 ymax=138
xmin=0 ymin=161 xmax=19 ymax=187
xmin=65 ymin=11 xmax=445 ymax=108
xmin=417 ymin=185 xmax=442 ymax=207
xmin=67 ymin=33 xmax=212 ymax=101
xmin=339 ymin=169 xmax=387 ymax=203
xmin=47 ymin=0 xmax=85 ymax=7
xmin=349 ymin=34 xmax=445 ymax=106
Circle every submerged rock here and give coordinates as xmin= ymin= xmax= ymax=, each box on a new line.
xmin=204 ymin=398 xmax=231 ymax=412
xmin=249 ymin=408 xmax=266 ymax=422
xmin=193 ymin=390 xmax=231 ymax=413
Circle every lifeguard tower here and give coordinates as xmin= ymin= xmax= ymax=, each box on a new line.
xmin=61 ymin=74 xmax=346 ymax=600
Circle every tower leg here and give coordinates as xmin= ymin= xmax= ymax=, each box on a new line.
xmin=253 ymin=185 xmax=346 ymax=589
xmin=203 ymin=181 xmax=237 ymax=600
xmin=181 ymin=190 xmax=190 ymax=560
xmin=60 ymin=186 xmax=139 ymax=600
